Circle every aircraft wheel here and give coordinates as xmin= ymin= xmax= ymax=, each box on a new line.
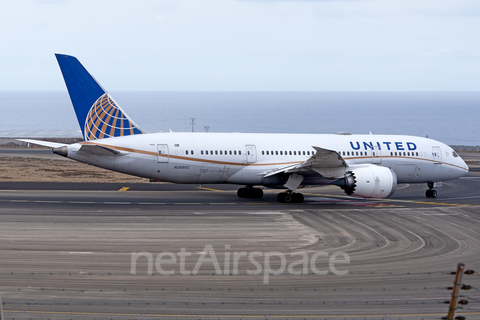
xmin=284 ymin=193 xmax=293 ymax=203
xmin=253 ymin=188 xmax=264 ymax=198
xmin=277 ymin=192 xmax=303 ymax=203
xmin=294 ymin=193 xmax=304 ymax=203
xmin=238 ymin=187 xmax=263 ymax=199
xmin=426 ymin=190 xmax=437 ymax=198
xmin=237 ymin=188 xmax=246 ymax=198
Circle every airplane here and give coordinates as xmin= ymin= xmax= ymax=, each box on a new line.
xmin=21 ymin=54 xmax=469 ymax=203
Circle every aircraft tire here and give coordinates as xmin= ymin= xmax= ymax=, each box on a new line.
xmin=237 ymin=188 xmax=246 ymax=198
xmin=426 ymin=189 xmax=438 ymax=198
xmin=284 ymin=194 xmax=293 ymax=203
xmin=238 ymin=187 xmax=263 ymax=199
xmin=253 ymin=188 xmax=264 ymax=198
xmin=277 ymin=192 xmax=303 ymax=203
xmin=294 ymin=193 xmax=304 ymax=203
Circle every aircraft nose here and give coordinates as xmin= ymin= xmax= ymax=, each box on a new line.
xmin=456 ymin=153 xmax=469 ymax=177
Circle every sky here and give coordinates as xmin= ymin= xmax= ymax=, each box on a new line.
xmin=1 ymin=0 xmax=479 ymax=91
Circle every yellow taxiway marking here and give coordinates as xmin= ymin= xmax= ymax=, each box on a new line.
xmin=118 ymin=187 xmax=130 ymax=191
xmin=197 ymin=187 xmax=223 ymax=191
xmin=4 ymin=310 xmax=480 ymax=318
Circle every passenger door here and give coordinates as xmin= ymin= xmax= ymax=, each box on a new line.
xmin=432 ymin=146 xmax=442 ymax=164
xmin=246 ymin=145 xmax=257 ymax=163
xmin=157 ymin=144 xmax=169 ymax=163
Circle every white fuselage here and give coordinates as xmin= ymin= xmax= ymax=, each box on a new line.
xmin=63 ymin=132 xmax=468 ymax=188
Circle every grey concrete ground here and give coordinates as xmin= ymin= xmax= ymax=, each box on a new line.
xmin=0 ymin=148 xmax=479 ymax=319
xmin=0 ymin=183 xmax=479 ymax=319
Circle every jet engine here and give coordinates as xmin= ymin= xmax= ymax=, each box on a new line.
xmin=333 ymin=165 xmax=397 ymax=199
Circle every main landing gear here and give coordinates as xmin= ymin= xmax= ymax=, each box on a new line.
xmin=426 ymin=182 xmax=438 ymax=198
xmin=237 ymin=187 xmax=263 ymax=199
xmin=277 ymin=191 xmax=304 ymax=204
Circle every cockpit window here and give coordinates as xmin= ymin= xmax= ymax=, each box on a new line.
xmin=452 ymin=151 xmax=459 ymax=158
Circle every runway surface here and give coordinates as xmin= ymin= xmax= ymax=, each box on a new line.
xmin=1 ymin=178 xmax=480 ymax=319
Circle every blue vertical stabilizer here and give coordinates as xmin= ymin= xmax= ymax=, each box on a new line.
xmin=55 ymin=54 xmax=143 ymax=141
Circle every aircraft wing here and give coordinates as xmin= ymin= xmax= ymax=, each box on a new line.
xmin=17 ymin=139 xmax=68 ymax=148
xmin=263 ymin=146 xmax=347 ymax=178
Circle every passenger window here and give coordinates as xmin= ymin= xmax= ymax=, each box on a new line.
xmin=206 ymin=150 xmax=209 ymax=155
xmin=347 ymin=151 xmax=350 ymax=156
xmin=262 ymin=151 xmax=264 ymax=155
xmin=229 ymin=151 xmax=232 ymax=155
xmin=407 ymin=152 xmax=410 ymax=156
xmin=201 ymin=150 xmax=204 ymax=155
xmin=289 ymin=151 xmax=292 ymax=155
xmin=356 ymin=151 xmax=359 ymax=156
xmin=403 ymin=152 xmax=406 ymax=156
xmin=215 ymin=150 xmax=218 ymax=155
xmin=416 ymin=152 xmax=418 ymax=156
xmin=191 ymin=150 xmax=194 ymax=155
xmin=239 ymin=151 xmax=241 ymax=155
xmin=390 ymin=152 xmax=393 ymax=156
xmin=303 ymin=151 xmax=306 ymax=155
xmin=234 ymin=150 xmax=237 ymax=155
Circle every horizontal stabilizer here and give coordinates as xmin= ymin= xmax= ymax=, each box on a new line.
xmin=79 ymin=144 xmax=126 ymax=156
xmin=17 ymin=139 xmax=67 ymax=149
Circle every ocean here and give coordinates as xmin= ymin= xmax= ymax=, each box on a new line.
xmin=0 ymin=91 xmax=478 ymax=146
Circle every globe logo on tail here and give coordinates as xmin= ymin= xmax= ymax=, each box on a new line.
xmin=84 ymin=93 xmax=143 ymax=141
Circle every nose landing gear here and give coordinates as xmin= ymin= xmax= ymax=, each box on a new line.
xmin=426 ymin=182 xmax=438 ymax=198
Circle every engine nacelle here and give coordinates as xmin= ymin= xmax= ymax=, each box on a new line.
xmin=333 ymin=166 xmax=397 ymax=199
